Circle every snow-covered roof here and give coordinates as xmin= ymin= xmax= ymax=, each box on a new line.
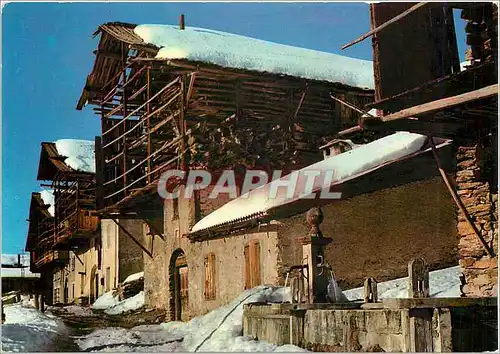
xmin=134 ymin=24 xmax=374 ymax=90
xmin=1 ymin=254 xmax=30 ymax=267
xmin=1 ymin=268 xmax=40 ymax=278
xmin=190 ymin=132 xmax=451 ymax=235
xmin=54 ymin=139 xmax=95 ymax=173
xmin=40 ymin=189 xmax=55 ymax=216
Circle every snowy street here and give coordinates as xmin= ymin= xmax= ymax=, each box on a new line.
xmin=1 ymin=286 xmax=307 ymax=353
xmin=1 ymin=267 xmax=463 ymax=353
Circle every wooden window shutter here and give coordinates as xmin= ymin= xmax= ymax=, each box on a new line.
xmin=180 ymin=267 xmax=188 ymax=300
xmin=251 ymin=241 xmax=261 ymax=287
xmin=204 ymin=253 xmax=216 ymax=300
xmin=244 ymin=245 xmax=251 ymax=290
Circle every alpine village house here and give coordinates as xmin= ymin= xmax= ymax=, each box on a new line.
xmin=25 ymin=3 xmax=497 ymax=342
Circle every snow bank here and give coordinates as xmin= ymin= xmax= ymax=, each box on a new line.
xmin=92 ymin=290 xmax=145 ymax=315
xmin=123 ymin=271 xmax=144 ymax=284
xmin=55 ymin=139 xmax=95 ymax=173
xmin=343 ymin=266 xmax=461 ymax=300
xmin=134 ymin=24 xmax=374 ymax=90
xmin=2 ymin=303 xmax=68 ymax=352
xmin=79 ymin=286 xmax=304 ymax=352
xmin=39 ymin=189 xmax=55 ymax=216
xmin=170 ymin=285 xmax=306 ymax=352
xmin=92 ymin=290 xmax=121 ymax=310
xmin=105 ymin=291 xmax=145 ymax=315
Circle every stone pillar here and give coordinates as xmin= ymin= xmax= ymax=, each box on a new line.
xmin=456 ymin=144 xmax=498 ymax=297
xmin=296 ymin=208 xmax=332 ymax=303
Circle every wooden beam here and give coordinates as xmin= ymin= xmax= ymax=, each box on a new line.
xmin=341 ymin=2 xmax=429 ymax=50
xmin=330 ymin=94 xmax=375 ymax=117
xmin=381 ymin=84 xmax=498 ymax=122
xmin=111 ymin=218 xmax=153 ymax=258
xmin=428 ymin=136 xmax=494 ymax=258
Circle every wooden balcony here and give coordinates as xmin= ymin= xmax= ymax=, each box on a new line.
xmin=33 ymin=250 xmax=69 ymax=269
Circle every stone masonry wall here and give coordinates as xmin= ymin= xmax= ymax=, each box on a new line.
xmin=277 ymin=177 xmax=458 ymax=289
xmin=456 ymin=145 xmax=498 ymax=297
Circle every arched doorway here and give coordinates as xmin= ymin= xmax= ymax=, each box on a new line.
xmin=90 ymin=265 xmax=98 ymax=303
xmin=169 ymin=249 xmax=188 ymax=321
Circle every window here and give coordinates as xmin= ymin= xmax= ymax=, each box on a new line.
xmin=172 ymin=197 xmax=179 ymax=220
xmin=80 ymin=274 xmax=85 ymax=295
xmin=244 ymin=241 xmax=261 ymax=290
xmin=71 ymin=256 xmax=76 ymax=271
xmin=204 ymin=253 xmax=216 ymax=300
xmin=72 ymin=283 xmax=75 ymax=300
xmin=106 ymin=267 xmax=111 ymax=292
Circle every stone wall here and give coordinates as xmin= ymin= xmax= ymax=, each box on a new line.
xmin=143 ymin=188 xmax=281 ymax=320
xmin=455 ymin=144 xmax=498 ymax=297
xmin=277 ymin=177 xmax=459 ymax=289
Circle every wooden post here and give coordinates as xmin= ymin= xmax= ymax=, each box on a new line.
xmin=34 ymin=294 xmax=40 ymax=310
xmin=40 ymin=294 xmax=45 ymax=313
xmin=180 ymin=14 xmax=185 ymax=30
xmin=408 ymin=258 xmax=430 ymax=298
xmin=363 ymin=277 xmax=378 ymax=303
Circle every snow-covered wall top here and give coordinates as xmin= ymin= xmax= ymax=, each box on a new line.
xmin=54 ymin=139 xmax=95 ymax=173
xmin=134 ymin=24 xmax=375 ymax=90
xmin=40 ymin=189 xmax=55 ymax=216
xmin=191 ymin=133 xmax=451 ymax=234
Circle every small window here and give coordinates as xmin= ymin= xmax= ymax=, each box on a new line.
xmin=244 ymin=241 xmax=261 ymax=290
xmin=204 ymin=253 xmax=216 ymax=300
xmin=80 ymin=274 xmax=85 ymax=295
xmin=172 ymin=197 xmax=179 ymax=220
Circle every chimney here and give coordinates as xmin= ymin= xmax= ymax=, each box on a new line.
xmin=180 ymin=14 xmax=185 ymax=30
xmin=17 ymin=254 xmax=21 ymax=266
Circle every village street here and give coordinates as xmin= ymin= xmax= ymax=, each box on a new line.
xmin=1 ymin=267 xmax=463 ymax=352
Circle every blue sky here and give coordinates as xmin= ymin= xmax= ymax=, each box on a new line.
xmin=2 ymin=3 xmax=467 ymax=254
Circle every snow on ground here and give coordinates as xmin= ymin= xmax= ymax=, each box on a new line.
xmin=92 ymin=290 xmax=145 ymax=315
xmin=75 ymin=325 xmax=184 ymax=352
xmin=1 ymin=303 xmax=68 ymax=352
xmin=59 ymin=304 xmax=95 ymax=317
xmin=134 ymin=24 xmax=374 ymax=90
xmin=55 ymin=139 xmax=95 ymax=173
xmin=343 ymin=265 xmax=461 ymax=300
xmin=92 ymin=291 xmax=121 ymax=310
xmin=124 ymin=271 xmax=144 ymax=284
xmin=40 ymin=189 xmax=55 ymax=216
xmin=105 ymin=292 xmax=145 ymax=315
xmin=78 ymin=286 xmax=306 ymax=352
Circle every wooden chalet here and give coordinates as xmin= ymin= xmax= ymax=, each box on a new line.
xmin=25 ymin=192 xmax=68 ymax=272
xmin=76 ymin=21 xmax=375 ymax=219
xmin=37 ymin=142 xmax=99 ymax=249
